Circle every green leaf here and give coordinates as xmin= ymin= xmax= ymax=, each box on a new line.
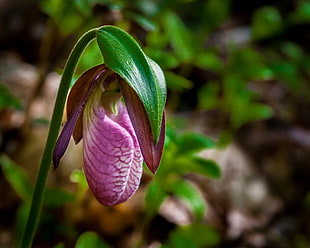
xmin=146 ymin=28 xmax=169 ymax=49
xmin=168 ymin=223 xmax=220 ymax=248
xmin=0 ymin=84 xmax=23 ymax=110
xmin=227 ymin=48 xmax=273 ymax=80
xmin=163 ymin=11 xmax=195 ymax=63
xmin=0 ymin=155 xmax=32 ymax=202
xmin=96 ymin=26 xmax=166 ymax=144
xmin=246 ymin=103 xmax=274 ymax=122
xmin=76 ymin=40 xmax=104 ymax=74
xmin=198 ymin=81 xmax=220 ymax=110
xmin=75 ymin=232 xmax=111 ymax=248
xmin=252 ymin=6 xmax=283 ymax=40
xmin=189 ymin=157 xmax=221 ymax=179
xmin=195 ymin=51 xmax=223 ymax=73
xmin=292 ymin=1 xmax=310 ymax=22
xmin=145 ymin=181 xmax=168 ymax=217
xmin=43 ymin=188 xmax=75 ymax=208
xmin=126 ymin=12 xmax=157 ymax=31
xmin=170 ymin=179 xmax=206 ymax=220
xmin=280 ymin=42 xmax=304 ymax=61
xmin=175 ymin=156 xmax=221 ymax=179
xmin=178 ymin=132 xmax=216 ymax=154
xmin=15 ymin=203 xmax=30 ymax=245
xmin=70 ymin=169 xmax=88 ymax=189
xmin=204 ymin=0 xmax=231 ymax=30
xmin=165 ymin=71 xmax=193 ymax=92
xmin=145 ymin=48 xmax=180 ymax=69
xmin=40 ymin=0 xmax=96 ymax=35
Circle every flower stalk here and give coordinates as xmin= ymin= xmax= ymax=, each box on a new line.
xmin=20 ymin=28 xmax=97 ymax=248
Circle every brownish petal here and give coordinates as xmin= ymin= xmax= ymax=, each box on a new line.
xmin=119 ymin=80 xmax=165 ymax=174
xmin=66 ymin=64 xmax=106 ymax=143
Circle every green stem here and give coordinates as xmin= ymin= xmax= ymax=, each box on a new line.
xmin=20 ymin=28 xmax=97 ymax=248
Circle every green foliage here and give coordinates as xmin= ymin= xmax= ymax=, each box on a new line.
xmin=0 ymin=154 xmax=76 ymax=207
xmin=177 ymin=132 xmax=216 ymax=154
xmin=170 ymin=180 xmax=206 ymax=220
xmin=163 ymin=11 xmax=196 ymax=63
xmin=75 ymin=232 xmax=111 ymax=248
xmin=161 ymin=223 xmax=220 ymax=248
xmin=39 ymin=0 xmax=309 ymax=133
xmin=0 ymin=155 xmax=32 ymax=201
xmin=145 ymin=126 xmax=220 ymax=219
xmin=75 ymin=40 xmax=104 ymax=74
xmin=252 ymin=6 xmax=283 ymax=40
xmin=43 ymin=188 xmax=75 ymax=208
xmin=195 ymin=51 xmax=223 ymax=73
xmin=0 ymin=155 xmax=76 ymax=245
xmin=290 ymin=0 xmax=310 ymax=23
xmin=164 ymin=71 xmax=193 ymax=92
xmin=40 ymin=0 xmax=99 ymax=34
xmin=141 ymin=2 xmax=276 ymax=132
xmin=0 ymin=84 xmax=23 ymax=110
xmin=222 ymin=75 xmax=273 ymax=129
xmin=15 ymin=202 xmax=31 ymax=246
xmin=197 ymin=46 xmax=274 ymax=129
xmin=204 ymin=0 xmax=231 ymax=31
xmin=268 ymin=42 xmax=310 ymax=98
xmin=69 ymin=169 xmax=89 ymax=200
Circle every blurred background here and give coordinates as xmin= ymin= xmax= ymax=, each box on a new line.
xmin=1 ymin=0 xmax=310 ymax=247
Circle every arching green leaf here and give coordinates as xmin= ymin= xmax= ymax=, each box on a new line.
xmin=96 ymin=25 xmax=166 ymax=144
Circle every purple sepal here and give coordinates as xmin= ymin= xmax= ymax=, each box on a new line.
xmin=53 ymin=68 xmax=106 ymax=169
xmin=119 ymin=80 xmax=165 ymax=174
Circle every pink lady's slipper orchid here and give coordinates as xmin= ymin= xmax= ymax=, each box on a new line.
xmin=53 ymin=65 xmax=165 ymax=206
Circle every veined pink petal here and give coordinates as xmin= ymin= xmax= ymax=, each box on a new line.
xmin=83 ymin=89 xmax=143 ymax=206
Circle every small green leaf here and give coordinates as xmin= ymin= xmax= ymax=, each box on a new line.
xmin=126 ymin=12 xmax=157 ymax=31
xmin=165 ymin=71 xmax=193 ymax=92
xmin=43 ymin=188 xmax=75 ymax=208
xmin=169 ymin=223 xmax=220 ymax=248
xmin=146 ymin=28 xmax=169 ymax=49
xmin=70 ymin=169 xmax=88 ymax=189
xmin=163 ymin=11 xmax=195 ymax=63
xmin=96 ymin=26 xmax=166 ymax=144
xmin=227 ymin=48 xmax=273 ymax=80
xmin=0 ymin=155 xmax=32 ymax=202
xmin=252 ymin=6 xmax=283 ymax=40
xmin=77 ymin=40 xmax=103 ymax=74
xmin=198 ymin=81 xmax=220 ymax=110
xmin=247 ymin=103 xmax=274 ymax=122
xmin=15 ymin=203 xmax=30 ymax=245
xmin=75 ymin=232 xmax=111 ymax=248
xmin=189 ymin=157 xmax=221 ymax=179
xmin=204 ymin=0 xmax=231 ymax=29
xmin=145 ymin=48 xmax=180 ymax=69
xmin=195 ymin=51 xmax=223 ymax=73
xmin=294 ymin=1 xmax=310 ymax=22
xmin=178 ymin=132 xmax=216 ymax=154
xmin=175 ymin=156 xmax=221 ymax=179
xmin=145 ymin=181 xmax=168 ymax=217
xmin=0 ymin=84 xmax=23 ymax=110
xmin=170 ymin=179 xmax=206 ymax=220
xmin=281 ymin=42 xmax=303 ymax=61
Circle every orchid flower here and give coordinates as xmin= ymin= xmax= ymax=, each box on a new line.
xmin=52 ymin=27 xmax=166 ymax=206
xmin=20 ymin=26 xmax=166 ymax=248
